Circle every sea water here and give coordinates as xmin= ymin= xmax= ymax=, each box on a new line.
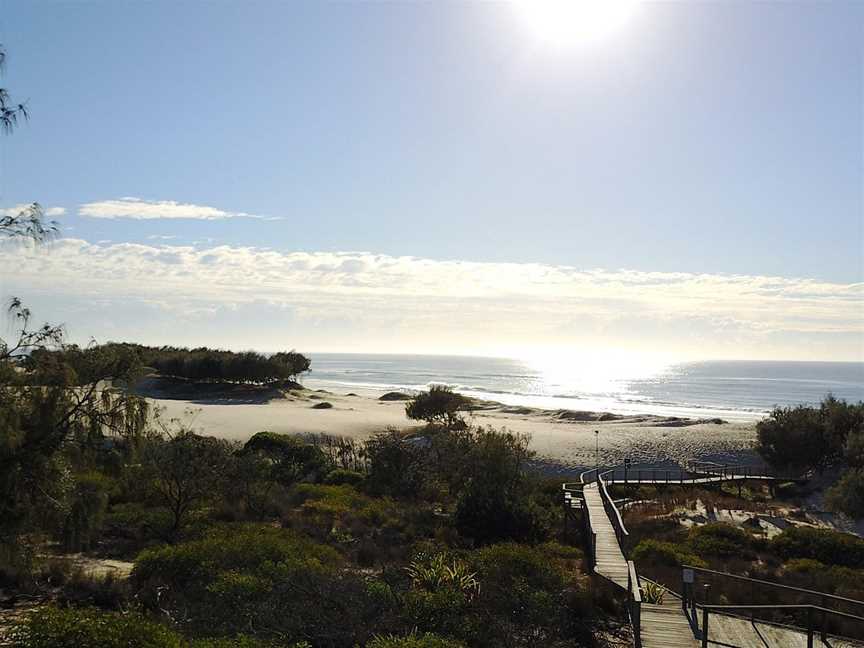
xmin=303 ymin=354 xmax=864 ymax=423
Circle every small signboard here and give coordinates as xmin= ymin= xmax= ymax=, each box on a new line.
xmin=683 ymin=568 xmax=694 ymax=584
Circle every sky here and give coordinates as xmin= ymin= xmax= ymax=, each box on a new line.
xmin=0 ymin=0 xmax=861 ymax=362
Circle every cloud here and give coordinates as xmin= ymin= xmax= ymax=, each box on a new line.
xmin=146 ymin=235 xmax=179 ymax=241
xmin=78 ymin=198 xmax=282 ymax=221
xmin=0 ymin=204 xmax=66 ymax=217
xmin=0 ymin=239 xmax=861 ymax=360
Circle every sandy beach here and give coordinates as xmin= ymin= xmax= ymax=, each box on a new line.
xmin=145 ymin=383 xmax=760 ymax=474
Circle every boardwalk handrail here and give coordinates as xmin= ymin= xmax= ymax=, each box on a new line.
xmin=681 ymin=564 xmax=864 ymax=611
xmin=627 ymin=560 xmax=642 ymax=648
xmin=682 ymin=565 xmax=864 ymax=645
xmin=697 ymin=603 xmax=864 ymax=648
xmin=598 ymin=468 xmax=628 ymax=546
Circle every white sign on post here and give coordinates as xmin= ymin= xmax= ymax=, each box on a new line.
xmin=683 ymin=568 xmax=694 ymax=584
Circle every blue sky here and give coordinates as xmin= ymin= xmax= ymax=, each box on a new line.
xmin=0 ymin=1 xmax=861 ymax=361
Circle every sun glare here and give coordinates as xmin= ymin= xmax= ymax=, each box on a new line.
xmin=514 ymin=0 xmax=639 ymax=49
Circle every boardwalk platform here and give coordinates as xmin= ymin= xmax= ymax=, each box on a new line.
xmin=582 ymin=481 xmax=697 ymax=646
xmin=583 ymin=482 xmax=629 ymax=588
xmin=640 ymin=595 xmax=698 ymax=648
xmin=571 ymin=464 xmax=862 ymax=647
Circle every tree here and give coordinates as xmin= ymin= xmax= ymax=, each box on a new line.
xmin=826 ymin=469 xmax=864 ymax=520
xmin=405 ymin=386 xmax=471 ymax=429
xmin=454 ymin=428 xmax=547 ymax=545
xmin=756 ymin=405 xmax=826 ymax=474
xmin=244 ymin=431 xmax=329 ymax=486
xmin=756 ymin=397 xmax=864 ymax=475
xmin=364 ymin=428 xmax=429 ymax=498
xmin=0 ymin=45 xmax=57 ymax=244
xmin=0 ymin=333 xmax=149 ymax=545
xmin=0 ymin=202 xmax=57 ymax=243
xmin=142 ymin=430 xmax=234 ymax=539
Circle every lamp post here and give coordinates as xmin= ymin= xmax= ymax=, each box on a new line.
xmin=595 ymin=429 xmax=599 ymax=476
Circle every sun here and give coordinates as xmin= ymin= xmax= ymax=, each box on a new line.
xmin=513 ymin=0 xmax=639 ymax=49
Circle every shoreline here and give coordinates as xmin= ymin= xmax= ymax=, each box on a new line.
xmin=303 ymin=377 xmax=768 ymax=424
xmin=142 ymin=380 xmax=760 ymax=473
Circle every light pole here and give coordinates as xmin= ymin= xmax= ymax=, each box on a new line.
xmin=595 ymin=429 xmax=599 ymax=476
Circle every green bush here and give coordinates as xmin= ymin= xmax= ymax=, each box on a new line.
xmin=366 ymin=633 xmax=465 ymax=648
xmin=453 ymin=429 xmax=547 ymax=545
xmin=8 ymin=606 xmax=184 ymax=648
xmin=782 ymin=559 xmax=864 ymax=599
xmin=364 ymin=429 xmax=429 ymax=498
xmin=632 ymin=539 xmax=706 ymax=569
xmin=133 ymin=524 xmax=388 ymax=643
xmin=770 ymin=526 xmax=864 ymax=568
xmin=324 ymin=468 xmax=366 ymax=486
xmin=405 ymin=386 xmax=470 ymax=429
xmin=688 ymin=523 xmax=755 ymax=559
xmin=189 ymin=636 xmax=304 ymax=647
xmin=104 ymin=502 xmax=174 ymax=551
xmin=467 ymin=543 xmax=594 ymax=647
xmin=244 ymin=431 xmax=329 ymax=484
xmin=826 ymin=468 xmax=864 ymax=520
xmin=60 ymin=471 xmax=111 ymax=552
xmin=57 ymin=570 xmax=129 ymax=609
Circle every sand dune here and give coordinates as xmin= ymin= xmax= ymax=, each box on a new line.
xmin=147 ymin=385 xmax=759 ymax=473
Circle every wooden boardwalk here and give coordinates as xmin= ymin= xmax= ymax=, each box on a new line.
xmin=705 ymin=614 xmax=862 ymax=647
xmin=583 ymin=482 xmax=629 ymax=588
xmin=583 ymin=481 xmax=698 ymax=646
xmin=640 ymin=594 xmax=698 ymax=648
xmin=574 ymin=465 xmax=864 ymax=647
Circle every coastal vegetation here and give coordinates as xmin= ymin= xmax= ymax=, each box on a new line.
xmin=28 ymin=343 xmax=312 ymax=387
xmin=0 ymin=288 xmax=602 ymax=647
xmin=405 ymin=386 xmax=471 ymax=429
xmin=756 ymin=395 xmax=864 ymax=518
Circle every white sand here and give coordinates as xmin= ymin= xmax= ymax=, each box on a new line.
xmin=148 ymin=386 xmax=759 ymax=472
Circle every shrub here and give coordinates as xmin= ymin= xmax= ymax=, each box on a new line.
xmin=826 ymin=468 xmax=864 ymax=520
xmin=467 ymin=543 xmax=594 ymax=647
xmin=324 ymin=468 xmax=366 ymax=486
xmin=406 ymin=553 xmax=479 ymax=599
xmin=405 ymin=386 xmax=470 ymax=429
xmin=782 ymin=559 xmax=864 ymax=598
xmin=364 ymin=429 xmax=429 ymax=498
xmin=366 ymin=634 xmax=465 ymax=648
xmin=60 ymin=471 xmax=111 ymax=551
xmin=8 ymin=606 xmax=184 ymax=648
xmin=243 ymin=431 xmax=329 ymax=485
xmin=103 ymin=502 xmax=174 ymax=550
xmin=454 ymin=429 xmax=547 ymax=545
xmin=58 ymin=569 xmax=129 ymax=609
xmin=688 ymin=523 xmax=755 ymax=560
xmin=770 ymin=526 xmax=864 ymax=568
xmin=632 ymin=539 xmax=706 ymax=569
xmin=132 ymin=523 xmax=390 ymax=643
xmin=756 ymin=405 xmax=826 ymax=473
xmin=641 ymin=581 xmax=666 ymax=604
xmin=756 ymin=397 xmax=864 ymax=474
xmin=189 ymin=635 xmax=305 ymax=647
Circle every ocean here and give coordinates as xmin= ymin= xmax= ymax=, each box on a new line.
xmin=303 ymin=354 xmax=864 ymax=423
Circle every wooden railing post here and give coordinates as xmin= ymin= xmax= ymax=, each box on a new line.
xmin=807 ymin=606 xmax=814 ymax=648
xmin=821 ymin=595 xmax=827 ymax=641
xmin=701 ymin=607 xmax=709 ymax=648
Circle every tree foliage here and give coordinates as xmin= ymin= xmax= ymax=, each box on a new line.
xmin=454 ymin=428 xmax=547 ymax=545
xmin=116 ymin=343 xmax=311 ymax=384
xmin=755 ymin=396 xmax=864 ymax=474
xmin=142 ymin=429 xmax=235 ymax=538
xmin=405 ymin=386 xmax=470 ymax=429
xmin=825 ymin=468 xmax=864 ymax=520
